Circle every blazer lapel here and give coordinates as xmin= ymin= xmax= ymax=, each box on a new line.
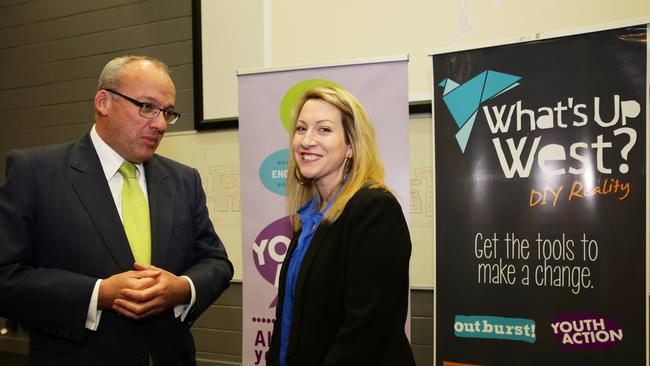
xmin=293 ymin=224 xmax=330 ymax=297
xmin=69 ymin=134 xmax=135 ymax=271
xmin=144 ymin=156 xmax=173 ymax=267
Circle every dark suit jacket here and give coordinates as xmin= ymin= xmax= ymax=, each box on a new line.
xmin=266 ymin=187 xmax=415 ymax=366
xmin=0 ymin=134 xmax=233 ymax=366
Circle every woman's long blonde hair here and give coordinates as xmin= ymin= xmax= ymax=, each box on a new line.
xmin=286 ymin=86 xmax=388 ymax=230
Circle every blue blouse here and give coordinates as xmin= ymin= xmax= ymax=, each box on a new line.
xmin=279 ymin=196 xmax=334 ymax=366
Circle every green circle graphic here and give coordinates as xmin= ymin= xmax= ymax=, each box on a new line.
xmin=279 ymin=79 xmax=342 ymax=134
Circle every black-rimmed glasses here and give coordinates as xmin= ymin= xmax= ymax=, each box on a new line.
xmin=104 ymin=89 xmax=181 ymax=125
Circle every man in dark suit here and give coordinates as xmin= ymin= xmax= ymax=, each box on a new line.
xmin=0 ymin=55 xmax=233 ymax=365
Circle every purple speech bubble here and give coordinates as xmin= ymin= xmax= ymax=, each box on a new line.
xmin=551 ymin=312 xmax=623 ymax=350
xmin=252 ymin=216 xmax=293 ymax=307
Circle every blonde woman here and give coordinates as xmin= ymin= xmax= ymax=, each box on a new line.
xmin=266 ymin=86 xmax=415 ymax=366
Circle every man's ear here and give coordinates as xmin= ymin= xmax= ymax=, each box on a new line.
xmin=94 ymin=90 xmax=110 ymax=116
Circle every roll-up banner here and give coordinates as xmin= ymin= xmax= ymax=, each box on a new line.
xmin=238 ymin=57 xmax=410 ymax=365
xmin=433 ymin=25 xmax=648 ymax=365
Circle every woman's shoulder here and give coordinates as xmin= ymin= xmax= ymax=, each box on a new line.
xmin=336 ymin=185 xmax=408 ymax=229
xmin=348 ymin=185 xmax=401 ymax=210
xmin=355 ymin=184 xmax=396 ymax=199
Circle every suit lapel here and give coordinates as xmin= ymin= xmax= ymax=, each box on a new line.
xmin=69 ymin=134 xmax=135 ymax=271
xmin=144 ymin=156 xmax=173 ymax=267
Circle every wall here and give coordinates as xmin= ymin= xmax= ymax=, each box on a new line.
xmin=0 ymin=0 xmax=196 ymax=184
xmin=200 ymin=0 xmax=650 ymax=119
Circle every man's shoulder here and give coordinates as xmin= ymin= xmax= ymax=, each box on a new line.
xmin=148 ymin=153 xmax=197 ymax=180
xmin=150 ymin=153 xmax=193 ymax=170
xmin=146 ymin=154 xmax=202 ymax=194
xmin=9 ymin=139 xmax=80 ymax=165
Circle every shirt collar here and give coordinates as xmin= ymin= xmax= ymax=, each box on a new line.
xmin=298 ymin=196 xmax=323 ymax=231
xmin=90 ymin=124 xmax=144 ymax=179
xmin=298 ymin=196 xmax=319 ymax=217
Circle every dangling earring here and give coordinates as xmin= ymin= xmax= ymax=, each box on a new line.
xmin=294 ymin=166 xmax=311 ymax=185
xmin=343 ymin=155 xmax=352 ymax=181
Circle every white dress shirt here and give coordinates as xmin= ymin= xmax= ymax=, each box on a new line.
xmin=85 ymin=125 xmax=196 ymax=330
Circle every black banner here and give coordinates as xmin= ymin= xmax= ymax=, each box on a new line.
xmin=434 ymin=26 xmax=647 ymax=365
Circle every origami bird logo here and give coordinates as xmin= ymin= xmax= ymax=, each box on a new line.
xmin=439 ymin=70 xmax=521 ymax=153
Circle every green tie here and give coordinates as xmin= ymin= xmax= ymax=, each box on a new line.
xmin=118 ymin=161 xmax=151 ymax=264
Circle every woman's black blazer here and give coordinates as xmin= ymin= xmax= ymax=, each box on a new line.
xmin=267 ymin=186 xmax=415 ymax=366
